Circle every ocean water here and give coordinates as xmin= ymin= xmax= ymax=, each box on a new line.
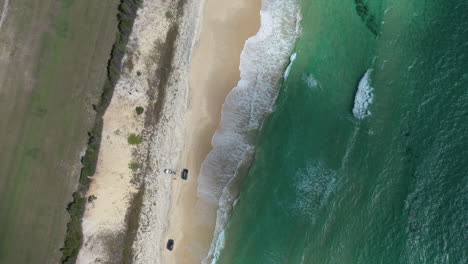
xmin=205 ymin=0 xmax=468 ymax=263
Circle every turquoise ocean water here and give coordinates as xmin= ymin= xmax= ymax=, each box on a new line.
xmin=213 ymin=0 xmax=467 ymax=263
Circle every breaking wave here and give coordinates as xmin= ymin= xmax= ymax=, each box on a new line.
xmin=199 ymin=0 xmax=302 ymax=263
xmin=352 ymin=69 xmax=374 ymax=119
xmin=284 ymin=53 xmax=297 ymax=79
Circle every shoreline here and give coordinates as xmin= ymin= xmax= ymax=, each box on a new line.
xmin=195 ymin=0 xmax=302 ymax=261
xmin=165 ymin=0 xmax=262 ymax=262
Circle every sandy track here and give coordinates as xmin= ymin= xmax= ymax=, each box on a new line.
xmin=0 ymin=0 xmax=9 ymax=30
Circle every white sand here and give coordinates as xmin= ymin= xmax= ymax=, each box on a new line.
xmin=77 ymin=91 xmax=144 ymax=264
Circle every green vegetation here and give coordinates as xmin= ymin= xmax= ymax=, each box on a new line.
xmin=78 ymin=128 xmax=102 ymax=187
xmin=128 ymin=161 xmax=141 ymax=171
xmin=165 ymin=11 xmax=173 ymax=19
xmin=135 ymin=106 xmax=144 ymax=115
xmin=127 ymin=133 xmax=143 ymax=145
xmin=60 ymin=193 xmax=86 ymax=264
xmin=87 ymin=195 xmax=97 ymax=203
xmin=60 ymin=0 xmax=143 ymax=263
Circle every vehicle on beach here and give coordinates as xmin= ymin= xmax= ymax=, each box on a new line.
xmin=166 ymin=239 xmax=174 ymax=251
xmin=181 ymin=169 xmax=189 ymax=180
xmin=164 ymin=169 xmax=176 ymax=174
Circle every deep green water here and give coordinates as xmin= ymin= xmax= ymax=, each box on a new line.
xmin=215 ymin=0 xmax=467 ymax=263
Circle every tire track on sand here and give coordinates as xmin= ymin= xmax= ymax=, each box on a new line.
xmin=0 ymin=0 xmax=9 ymax=30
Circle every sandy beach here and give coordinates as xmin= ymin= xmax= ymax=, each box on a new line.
xmin=76 ymin=0 xmax=261 ymax=263
xmin=165 ymin=0 xmax=262 ymax=263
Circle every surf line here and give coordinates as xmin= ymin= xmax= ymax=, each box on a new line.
xmin=0 ymin=0 xmax=10 ymax=30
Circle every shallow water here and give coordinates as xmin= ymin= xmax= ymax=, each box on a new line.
xmin=212 ymin=0 xmax=468 ymax=263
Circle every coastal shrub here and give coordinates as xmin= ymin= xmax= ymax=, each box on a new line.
xmin=127 ymin=133 xmax=143 ymax=145
xmin=79 ymin=127 xmax=102 ymax=187
xmin=87 ymin=195 xmax=97 ymax=203
xmin=60 ymin=192 xmax=86 ymax=264
xmin=165 ymin=11 xmax=173 ymax=19
xmin=128 ymin=161 xmax=141 ymax=171
xmin=135 ymin=106 xmax=144 ymax=115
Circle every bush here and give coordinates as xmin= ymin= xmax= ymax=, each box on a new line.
xmin=87 ymin=195 xmax=97 ymax=203
xmin=165 ymin=11 xmax=173 ymax=19
xmin=60 ymin=192 xmax=86 ymax=264
xmin=128 ymin=161 xmax=141 ymax=171
xmin=135 ymin=106 xmax=144 ymax=115
xmin=127 ymin=133 xmax=143 ymax=145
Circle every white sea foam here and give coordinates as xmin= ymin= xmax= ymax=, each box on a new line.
xmin=200 ymin=0 xmax=302 ymax=262
xmin=289 ymin=162 xmax=337 ymax=219
xmin=352 ymin=69 xmax=374 ymax=119
xmin=303 ymin=73 xmax=318 ymax=88
xmin=210 ymin=229 xmax=225 ymax=264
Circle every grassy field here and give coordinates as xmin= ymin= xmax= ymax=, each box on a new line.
xmin=0 ymin=0 xmax=120 ymax=263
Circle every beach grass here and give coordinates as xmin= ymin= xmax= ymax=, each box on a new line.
xmin=60 ymin=193 xmax=86 ymax=264
xmin=128 ymin=161 xmax=141 ymax=171
xmin=127 ymin=133 xmax=143 ymax=145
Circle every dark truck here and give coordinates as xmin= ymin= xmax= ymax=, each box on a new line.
xmin=181 ymin=169 xmax=189 ymax=180
xmin=166 ymin=239 xmax=174 ymax=251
